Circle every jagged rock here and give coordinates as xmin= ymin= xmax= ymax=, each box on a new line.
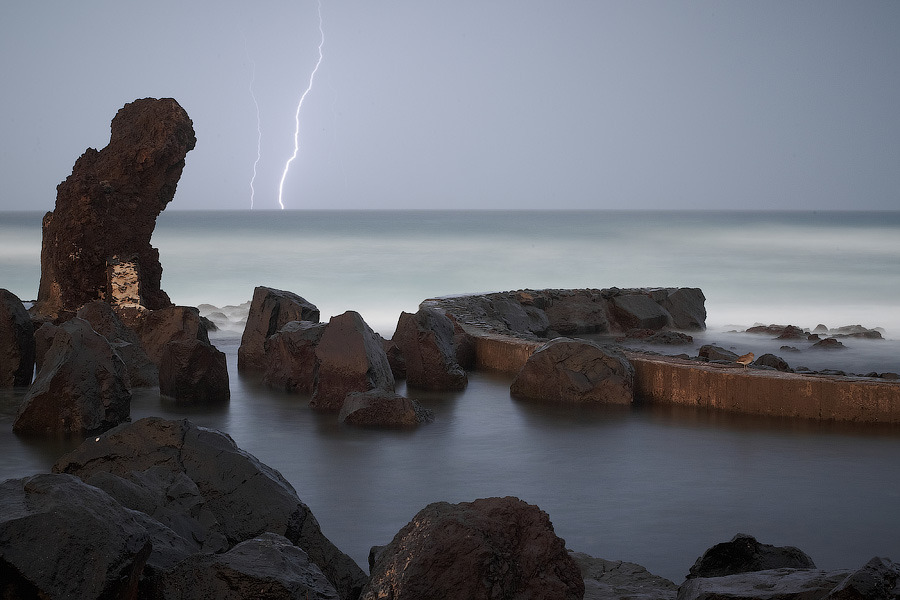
xmin=746 ymin=324 xmax=806 ymax=338
xmin=699 ymin=345 xmax=739 ymax=362
xmin=381 ymin=335 xmax=407 ymax=380
xmin=33 ymin=98 xmax=195 ymax=319
xmin=32 ymin=321 xmax=58 ymax=373
xmin=659 ymin=287 xmax=707 ymax=331
xmin=510 ymin=338 xmax=634 ymax=404
xmin=239 ymin=286 xmax=320 ymax=373
xmin=77 ymin=300 xmax=157 ymax=386
xmin=754 ymin=353 xmax=791 ymax=372
xmin=311 ymin=311 xmax=394 ymax=412
xmin=393 ymin=309 xmax=467 ymax=391
xmin=677 ymin=568 xmax=851 ymax=600
xmin=0 ymin=289 xmax=34 ymax=387
xmin=609 ymin=293 xmax=672 ymax=331
xmin=151 ymin=532 xmax=340 ymax=600
xmin=571 ymin=551 xmax=677 ymax=600
xmin=544 ymin=290 xmax=611 ymax=335
xmin=53 ymin=417 xmax=367 ymax=600
xmin=490 ymin=296 xmax=551 ymax=337
xmin=0 ymin=473 xmax=154 ymax=600
xmin=362 ymin=496 xmax=584 ymax=600
xmin=825 ymin=556 xmax=900 ymax=600
xmin=812 ymin=338 xmax=846 ymax=351
xmin=14 ymin=317 xmax=131 ymax=435
xmin=262 ymin=320 xmax=327 ymax=394
xmin=158 ymin=338 xmax=230 ymax=403
xmin=121 ymin=305 xmax=211 ymax=365
xmin=687 ymin=533 xmax=817 ymax=579
xmin=338 ymin=389 xmax=433 ymax=427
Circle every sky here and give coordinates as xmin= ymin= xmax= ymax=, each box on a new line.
xmin=1 ymin=1 xmax=898 ymax=212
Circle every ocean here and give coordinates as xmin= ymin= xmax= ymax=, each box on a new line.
xmin=1 ymin=209 xmax=899 ymax=581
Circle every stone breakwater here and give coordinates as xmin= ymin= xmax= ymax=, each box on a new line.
xmin=423 ymin=288 xmax=900 ymax=424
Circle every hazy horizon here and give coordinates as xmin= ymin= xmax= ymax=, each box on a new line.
xmin=2 ymin=1 xmax=898 ymax=212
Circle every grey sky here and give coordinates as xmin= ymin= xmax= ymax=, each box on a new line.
xmin=1 ymin=1 xmax=898 ymax=211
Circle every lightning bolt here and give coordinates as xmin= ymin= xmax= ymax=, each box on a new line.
xmin=277 ymin=0 xmax=325 ymax=210
xmin=247 ymin=57 xmax=262 ymax=210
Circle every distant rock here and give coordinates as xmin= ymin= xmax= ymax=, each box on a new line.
xmin=745 ymin=324 xmax=806 ymax=338
xmin=393 ymin=308 xmax=467 ymax=391
xmin=753 ymin=353 xmax=791 ymax=372
xmin=311 ymin=311 xmax=394 ymax=412
xmin=812 ymin=338 xmax=846 ymax=351
xmin=0 ymin=288 xmax=35 ymax=387
xmin=238 ymin=286 xmax=320 ymax=374
xmin=510 ymin=338 xmax=634 ymax=404
xmin=32 ymin=98 xmax=195 ymax=319
xmin=338 ymin=389 xmax=433 ymax=427
xmin=624 ymin=329 xmax=694 ymax=345
xmin=687 ymin=533 xmax=817 ymax=579
xmin=14 ymin=318 xmax=131 ymax=436
xmin=362 ymin=496 xmax=584 ymax=600
xmin=698 ymin=344 xmax=740 ymax=362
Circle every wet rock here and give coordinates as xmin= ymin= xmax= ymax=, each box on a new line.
xmin=151 ymin=532 xmax=340 ymax=600
xmin=381 ymin=335 xmax=407 ymax=380
xmin=33 ymin=98 xmax=195 ymax=318
xmin=32 ymin=321 xmax=58 ymax=373
xmin=610 ymin=293 xmax=672 ymax=331
xmin=687 ymin=533 xmax=817 ymax=579
xmin=699 ymin=345 xmax=739 ymax=362
xmin=77 ymin=300 xmax=157 ymax=386
xmin=490 ymin=295 xmax=551 ymax=337
xmin=0 ymin=288 xmax=35 ymax=387
xmin=812 ymin=338 xmax=846 ymax=351
xmin=754 ymin=353 xmax=791 ymax=372
xmin=825 ymin=556 xmax=900 ymax=600
xmin=393 ymin=308 xmax=467 ymax=391
xmin=53 ymin=417 xmax=367 ymax=600
xmin=659 ymin=287 xmax=707 ymax=331
xmin=122 ymin=304 xmax=211 ymax=365
xmin=239 ymin=286 xmax=320 ymax=373
xmin=362 ymin=496 xmax=584 ymax=600
xmin=159 ymin=338 xmax=230 ymax=403
xmin=311 ymin=311 xmax=394 ymax=412
xmin=14 ymin=317 xmax=131 ymax=436
xmin=510 ymin=338 xmax=634 ymax=404
xmin=0 ymin=473 xmax=153 ymax=600
xmin=262 ymin=320 xmax=327 ymax=394
xmin=338 ymin=389 xmax=433 ymax=427
xmin=572 ymin=551 xmax=677 ymax=600
xmin=543 ymin=289 xmax=611 ymax=335
xmin=677 ymin=568 xmax=851 ymax=600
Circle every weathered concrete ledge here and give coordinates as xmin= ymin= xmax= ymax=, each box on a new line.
xmin=426 ymin=291 xmax=900 ymax=424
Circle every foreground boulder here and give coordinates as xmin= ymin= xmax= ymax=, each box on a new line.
xmin=33 ymin=98 xmax=196 ymax=319
xmin=158 ymin=338 xmax=230 ymax=403
xmin=338 ymin=389 xmax=432 ymax=427
xmin=311 ymin=311 xmax=394 ymax=412
xmin=0 ymin=288 xmax=34 ymax=387
xmin=239 ymin=286 xmax=320 ymax=374
xmin=14 ymin=317 xmax=131 ymax=435
xmin=678 ymin=568 xmax=852 ymax=600
xmin=53 ymin=417 xmax=367 ymax=600
xmin=510 ymin=338 xmax=634 ymax=404
xmin=687 ymin=533 xmax=817 ymax=579
xmin=362 ymin=496 xmax=584 ymax=600
xmin=393 ymin=308 xmax=467 ymax=391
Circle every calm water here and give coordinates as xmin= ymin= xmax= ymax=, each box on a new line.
xmin=1 ymin=210 xmax=899 ymax=581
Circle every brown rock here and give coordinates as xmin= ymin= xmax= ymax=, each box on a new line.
xmin=362 ymin=496 xmax=584 ymax=600
xmin=32 ymin=321 xmax=58 ymax=373
xmin=262 ymin=320 xmax=327 ymax=394
xmin=123 ymin=305 xmax=211 ymax=365
xmin=544 ymin=290 xmax=611 ymax=335
xmin=609 ymin=293 xmax=672 ymax=331
xmin=393 ymin=309 xmax=467 ymax=391
xmin=658 ymin=287 xmax=707 ymax=331
xmin=511 ymin=338 xmax=634 ymax=404
xmin=76 ymin=300 xmax=157 ymax=386
xmin=311 ymin=311 xmax=394 ymax=411
xmin=338 ymin=389 xmax=433 ymax=427
xmin=159 ymin=339 xmax=230 ymax=403
xmin=14 ymin=318 xmax=131 ymax=436
xmin=34 ymin=98 xmax=196 ymax=318
xmin=0 ymin=289 xmax=35 ymax=387
xmin=238 ymin=286 xmax=320 ymax=374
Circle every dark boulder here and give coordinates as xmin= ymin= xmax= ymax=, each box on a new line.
xmin=151 ymin=532 xmax=340 ymax=600
xmin=263 ymin=320 xmax=327 ymax=394
xmin=158 ymin=338 xmax=230 ymax=403
xmin=543 ymin=290 xmax=611 ymax=335
xmin=311 ymin=311 xmax=394 ymax=412
xmin=362 ymin=496 xmax=584 ymax=600
xmin=825 ymin=556 xmax=900 ymax=600
xmin=511 ymin=338 xmax=634 ymax=404
xmin=14 ymin=317 xmax=131 ymax=436
xmin=687 ymin=533 xmax=817 ymax=579
xmin=239 ymin=286 xmax=320 ymax=373
xmin=609 ymin=293 xmax=672 ymax=331
xmin=0 ymin=473 xmax=154 ymax=600
xmin=571 ymin=551 xmax=677 ymax=600
xmin=746 ymin=324 xmax=806 ymax=338
xmin=0 ymin=288 xmax=35 ymax=387
xmin=393 ymin=309 xmax=467 ymax=391
xmin=53 ymin=417 xmax=367 ymax=600
xmin=32 ymin=321 xmax=58 ymax=373
xmin=338 ymin=389 xmax=433 ymax=427
xmin=122 ymin=304 xmax=211 ymax=365
xmin=381 ymin=335 xmax=407 ymax=380
xmin=77 ymin=299 xmax=157 ymax=386
xmin=33 ymin=98 xmax=195 ymax=319
xmin=699 ymin=344 xmax=739 ymax=362
xmin=678 ymin=568 xmax=851 ymax=600
xmin=490 ymin=296 xmax=551 ymax=336
xmin=659 ymin=287 xmax=707 ymax=331
xmin=812 ymin=338 xmax=846 ymax=351
xmin=754 ymin=353 xmax=791 ymax=372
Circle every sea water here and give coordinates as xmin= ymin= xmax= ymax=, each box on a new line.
xmin=1 ymin=209 xmax=899 ymax=581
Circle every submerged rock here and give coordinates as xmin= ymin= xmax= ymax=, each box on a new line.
xmin=33 ymin=98 xmax=196 ymax=318
xmin=393 ymin=308 xmax=467 ymax=391
xmin=338 ymin=389 xmax=433 ymax=427
xmin=239 ymin=286 xmax=320 ymax=374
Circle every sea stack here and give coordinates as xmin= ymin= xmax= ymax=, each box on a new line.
xmin=33 ymin=98 xmax=196 ymax=319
